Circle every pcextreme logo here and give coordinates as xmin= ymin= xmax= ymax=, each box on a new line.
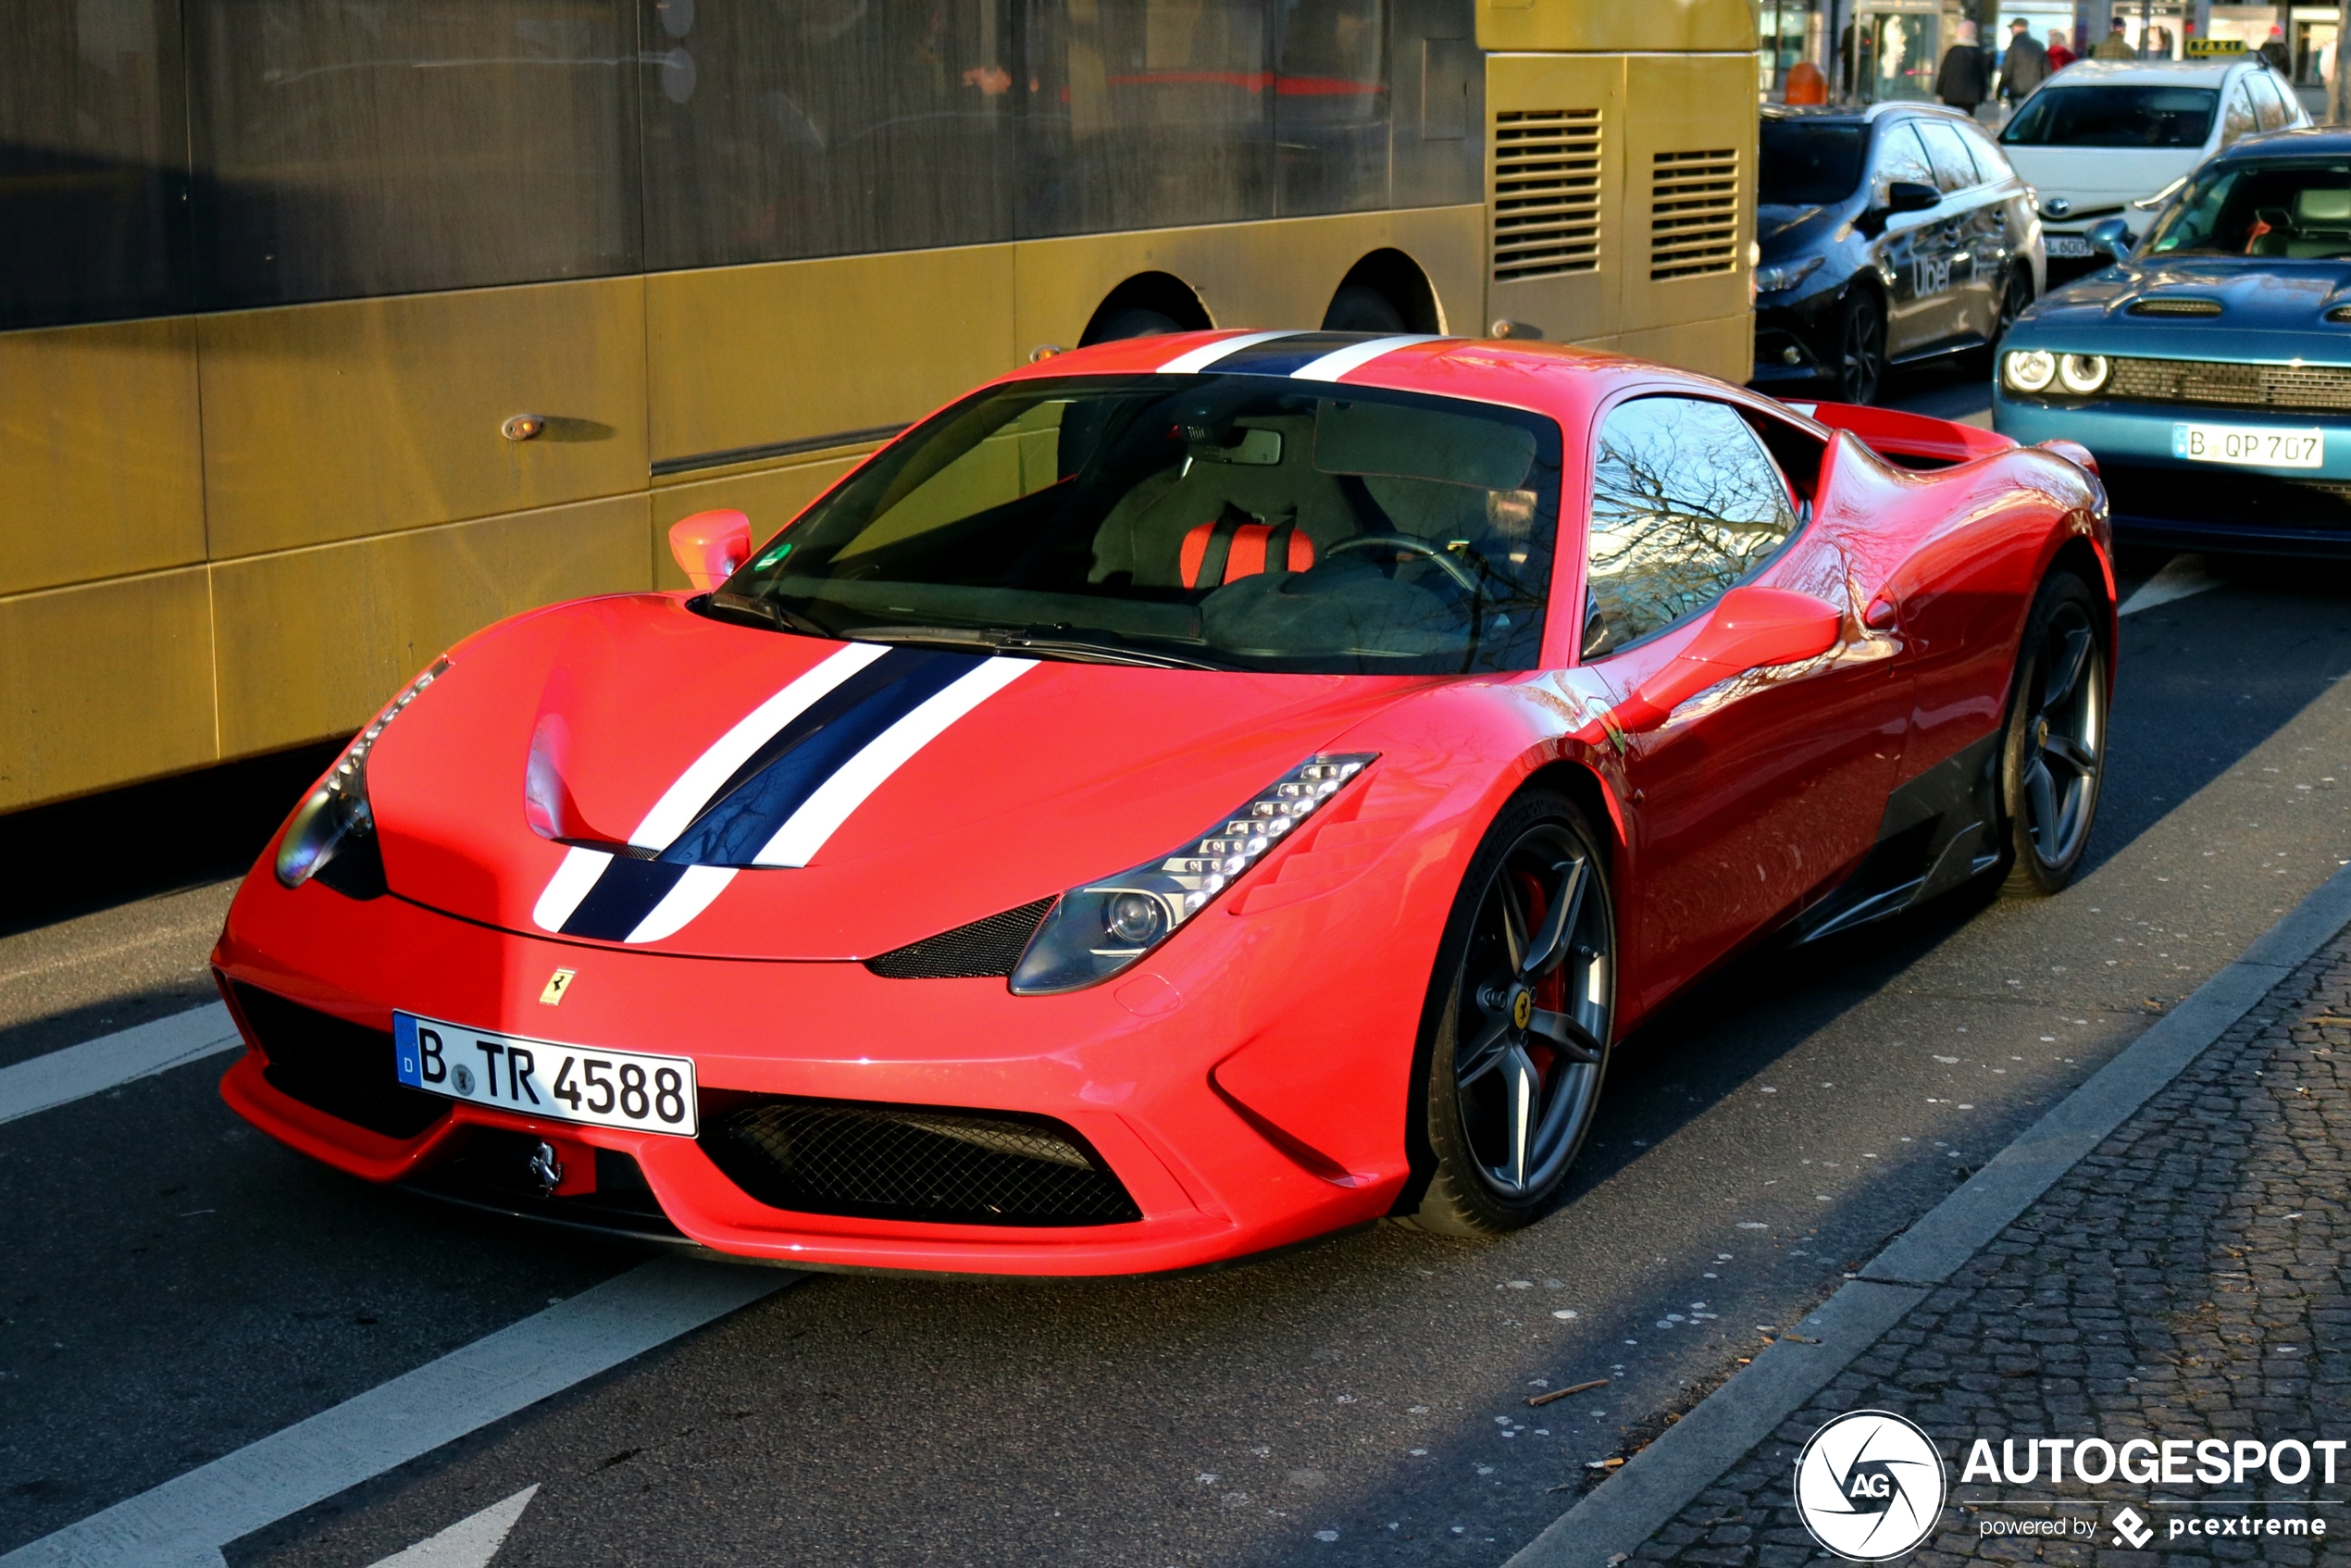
xmin=1793 ymin=1410 xmax=1947 ymax=1561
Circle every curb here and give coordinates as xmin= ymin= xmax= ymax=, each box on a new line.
xmin=1504 ymin=862 xmax=2351 ymax=1568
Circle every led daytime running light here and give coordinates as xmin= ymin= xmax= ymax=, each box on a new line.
xmin=2002 ymin=349 xmax=2056 ymax=393
xmin=2057 ymin=353 xmax=2109 ymax=395
xmin=274 ymin=656 xmax=450 ymax=888
xmin=1009 ymin=753 xmax=1377 ymax=994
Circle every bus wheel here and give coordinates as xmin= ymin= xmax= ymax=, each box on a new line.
xmin=1323 ymin=283 xmax=1409 ymax=333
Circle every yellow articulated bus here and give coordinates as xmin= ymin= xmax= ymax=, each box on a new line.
xmin=0 ymin=0 xmax=1754 ymax=815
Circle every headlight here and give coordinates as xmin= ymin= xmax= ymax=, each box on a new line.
xmin=2057 ymin=354 xmax=2109 ymax=395
xmin=1754 ymin=256 xmax=1823 ymax=293
xmin=1009 ymin=753 xmax=1375 ymax=995
xmin=2002 ymin=349 xmax=2057 ymax=392
xmin=275 ymin=657 xmax=449 ymax=889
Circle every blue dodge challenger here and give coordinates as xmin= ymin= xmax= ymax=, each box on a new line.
xmin=1993 ymin=127 xmax=2351 ymax=557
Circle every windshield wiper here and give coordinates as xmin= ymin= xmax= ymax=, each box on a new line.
xmin=847 ymin=623 xmax=1221 ymax=671
xmin=704 ymin=590 xmax=835 ymax=639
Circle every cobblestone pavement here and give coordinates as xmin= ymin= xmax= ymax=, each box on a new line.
xmin=1632 ymin=934 xmax=2351 ymax=1566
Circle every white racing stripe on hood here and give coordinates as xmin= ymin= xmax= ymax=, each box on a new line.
xmin=1287 ymin=334 xmax=1444 ymax=381
xmin=529 ymin=641 xmax=890 ymax=933
xmin=753 ymin=656 xmax=1036 ymax=868
xmin=624 ymin=864 xmax=740 ymax=944
xmin=1154 ymin=330 xmax=1297 ymax=374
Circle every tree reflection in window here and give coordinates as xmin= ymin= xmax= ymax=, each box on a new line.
xmin=1584 ymin=397 xmax=1797 ymax=655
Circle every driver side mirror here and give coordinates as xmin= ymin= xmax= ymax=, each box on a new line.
xmin=2084 ymin=217 xmax=2133 ymax=263
xmin=1610 ymin=586 xmax=1845 ymax=735
xmin=669 ymin=508 xmax=752 ymax=591
xmin=1885 ymin=180 xmax=1942 ymax=216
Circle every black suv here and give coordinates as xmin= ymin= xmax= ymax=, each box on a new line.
xmin=1752 ymin=103 xmax=2045 ymax=404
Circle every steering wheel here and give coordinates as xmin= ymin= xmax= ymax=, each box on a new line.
xmin=1322 ymin=533 xmax=1482 ymax=595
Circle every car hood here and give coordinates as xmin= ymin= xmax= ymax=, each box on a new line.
xmin=363 ymin=593 xmax=1435 ymax=961
xmin=2019 ymin=256 xmax=2351 ymax=358
xmin=1757 ymin=202 xmax=1842 ymax=255
xmin=2000 ymin=143 xmax=2202 ymax=206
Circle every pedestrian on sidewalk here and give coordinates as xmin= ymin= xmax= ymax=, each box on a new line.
xmin=2046 ymin=26 xmax=2075 ymax=70
xmin=1935 ymin=19 xmax=1989 ymax=112
xmin=1998 ymin=17 xmax=2050 ymax=106
xmin=2090 ymin=17 xmax=2136 ymax=59
xmin=2261 ymin=23 xmax=2291 ymax=74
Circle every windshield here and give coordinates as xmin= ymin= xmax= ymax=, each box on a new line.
xmin=2000 ymin=85 xmax=2218 ymax=147
xmin=707 ymin=375 xmax=1562 ymax=675
xmin=2145 ymin=159 xmax=2351 ymax=258
xmin=1759 ymin=121 xmax=1869 ymax=205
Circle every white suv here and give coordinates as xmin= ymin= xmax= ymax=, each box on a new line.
xmin=1999 ymin=56 xmax=2308 ymax=275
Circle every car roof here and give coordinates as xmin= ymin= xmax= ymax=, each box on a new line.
xmin=2044 ymin=57 xmax=2262 ymax=87
xmin=1760 ymin=102 xmax=1981 ymax=129
xmin=2212 ymin=124 xmax=2351 ymax=162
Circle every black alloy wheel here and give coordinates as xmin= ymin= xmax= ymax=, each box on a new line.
xmin=1412 ymin=791 xmax=1614 ymax=1235
xmin=1999 ymin=572 xmax=2108 ymax=895
xmin=1995 ymin=264 xmax=2034 ymax=347
xmin=1834 ymin=290 xmax=1886 ymax=405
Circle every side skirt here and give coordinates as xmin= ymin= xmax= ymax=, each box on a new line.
xmin=1796 ymin=729 xmax=2003 ymax=944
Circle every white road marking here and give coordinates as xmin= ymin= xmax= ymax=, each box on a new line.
xmin=0 ymin=1003 xmax=241 ymax=1126
xmin=367 ymin=1484 xmax=538 ymax=1568
xmin=753 ymin=657 xmax=1034 ymax=867
xmin=2119 ymin=552 xmax=2219 ymax=616
xmin=1287 ymin=334 xmax=1443 ymax=381
xmin=1153 ymin=330 xmax=1294 ymax=373
xmin=0 ymin=1258 xmax=795 ymax=1568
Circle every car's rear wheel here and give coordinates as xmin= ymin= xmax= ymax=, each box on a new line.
xmin=1410 ymin=790 xmax=1615 ymax=1236
xmin=1998 ymin=571 xmax=2108 ymax=896
xmin=1833 ymin=290 xmax=1885 ymax=405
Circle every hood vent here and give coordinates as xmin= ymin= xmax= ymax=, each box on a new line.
xmin=2326 ymin=304 xmax=2351 ymax=323
xmin=1491 ymin=108 xmax=1603 ymax=282
xmin=1649 ymin=149 xmax=1741 ymax=280
xmin=2126 ymin=297 xmax=2222 ymax=317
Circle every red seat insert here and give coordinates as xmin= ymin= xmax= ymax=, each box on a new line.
xmin=1179 ymin=520 xmax=1315 ymax=589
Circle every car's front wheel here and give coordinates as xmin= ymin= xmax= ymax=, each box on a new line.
xmin=1409 ymin=789 xmax=1615 ymax=1236
xmin=1833 ymin=290 xmax=1886 ymax=405
xmin=1998 ymin=570 xmax=2108 ymax=896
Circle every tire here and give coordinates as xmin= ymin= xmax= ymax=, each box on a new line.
xmin=1409 ymin=789 xmax=1616 ymax=1236
xmin=1832 ymin=289 xmax=1886 ymax=405
xmin=1323 ymin=283 xmax=1410 ymax=333
xmin=1997 ymin=571 xmax=2108 ymax=896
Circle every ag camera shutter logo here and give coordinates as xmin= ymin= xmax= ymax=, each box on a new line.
xmin=1793 ymin=1410 xmax=1947 ymax=1561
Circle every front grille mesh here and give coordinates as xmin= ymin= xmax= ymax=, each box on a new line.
xmin=865 ymin=897 xmax=1053 ymax=979
xmin=2106 ymin=356 xmax=2351 ymax=411
xmin=1648 ymin=148 xmax=1740 ymax=280
xmin=1490 ymin=109 xmax=1602 ymax=282
xmin=702 ymin=1098 xmax=1141 ymax=1226
xmin=232 ymin=982 xmax=446 ymax=1139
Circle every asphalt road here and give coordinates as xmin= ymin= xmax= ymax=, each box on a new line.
xmin=6 ymin=366 xmax=2350 ymax=1566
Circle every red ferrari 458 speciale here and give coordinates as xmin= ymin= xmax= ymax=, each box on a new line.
xmin=214 ymin=330 xmax=2114 ymax=1275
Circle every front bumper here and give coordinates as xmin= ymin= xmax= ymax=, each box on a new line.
xmin=1992 ymin=391 xmax=2351 ymax=556
xmin=1750 ymin=293 xmax=1842 ymax=388
xmin=215 ymin=868 xmax=1431 ymax=1276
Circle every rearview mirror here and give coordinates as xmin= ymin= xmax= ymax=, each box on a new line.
xmin=669 ymin=508 xmax=752 ymax=591
xmin=1610 ymin=586 xmax=1845 ymax=735
xmin=2084 ymin=217 xmax=2132 ymax=263
xmin=1885 ymin=180 xmax=1942 ymax=215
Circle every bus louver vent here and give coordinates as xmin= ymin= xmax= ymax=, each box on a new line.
xmin=1491 ymin=109 xmax=1602 ymax=282
xmin=1648 ymin=148 xmax=1740 ymax=280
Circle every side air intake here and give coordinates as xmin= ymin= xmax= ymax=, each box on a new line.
xmin=865 ymin=897 xmax=1054 ymax=978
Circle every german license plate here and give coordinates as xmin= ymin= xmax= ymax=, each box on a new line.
xmin=2045 ymin=235 xmax=2094 ymax=258
xmin=393 ymin=1012 xmax=698 ymax=1136
xmin=2171 ymin=422 xmax=2325 ymax=469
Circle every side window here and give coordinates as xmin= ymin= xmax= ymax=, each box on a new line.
xmin=1956 ymin=120 xmax=2016 ymax=184
xmin=1584 ymin=398 xmax=1800 ymax=656
xmin=1915 ymin=120 xmax=1981 ymax=193
xmin=2246 ymin=72 xmax=2292 ymax=131
xmin=2221 ymin=82 xmax=2258 ymax=145
xmin=1870 ymin=122 xmax=1937 ymax=204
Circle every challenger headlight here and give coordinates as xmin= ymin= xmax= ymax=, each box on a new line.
xmin=1754 ymin=256 xmax=1823 ymax=294
xmin=1008 ymin=753 xmax=1376 ymax=995
xmin=2057 ymin=354 xmax=2110 ymax=395
xmin=2002 ymin=349 xmax=2057 ymax=392
xmin=275 ymin=657 xmax=450 ymax=889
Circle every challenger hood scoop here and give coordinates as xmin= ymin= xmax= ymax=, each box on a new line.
xmin=365 ymin=594 xmax=1424 ymax=961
